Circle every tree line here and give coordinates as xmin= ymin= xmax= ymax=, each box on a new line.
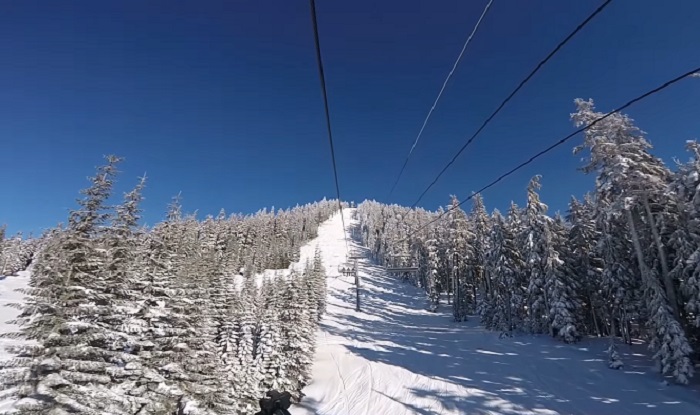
xmin=0 ymin=228 xmax=37 ymax=277
xmin=1 ymin=157 xmax=334 ymax=414
xmin=357 ymin=99 xmax=699 ymax=385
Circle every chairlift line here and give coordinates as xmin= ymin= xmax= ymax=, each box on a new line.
xmin=388 ymin=0 xmax=496 ymax=198
xmin=392 ymin=64 xmax=700 ymax=246
xmin=308 ymin=0 xmax=350 ymax=256
xmin=409 ymin=0 xmax=615 ymax=208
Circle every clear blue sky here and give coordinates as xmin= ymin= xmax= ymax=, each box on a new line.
xmin=1 ymin=0 xmax=698 ymax=235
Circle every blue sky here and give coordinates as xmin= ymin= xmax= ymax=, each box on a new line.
xmin=1 ymin=0 xmax=698 ymax=235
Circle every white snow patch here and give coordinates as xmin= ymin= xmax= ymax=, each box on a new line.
xmin=0 ymin=268 xmax=32 ymax=412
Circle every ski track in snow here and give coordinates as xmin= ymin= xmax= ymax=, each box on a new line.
xmin=296 ymin=209 xmax=700 ymax=415
xmin=2 ymin=211 xmax=700 ymax=414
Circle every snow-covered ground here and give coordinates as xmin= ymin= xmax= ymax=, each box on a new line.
xmin=296 ymin=209 xmax=700 ymax=415
xmin=2 ymin=210 xmax=700 ymax=414
xmin=0 ymin=268 xmax=31 ymax=412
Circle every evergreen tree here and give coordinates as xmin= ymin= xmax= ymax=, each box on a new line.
xmin=425 ymin=231 xmax=441 ymax=311
xmin=482 ymin=208 xmax=526 ymax=334
xmin=1 ymin=156 xmax=146 ymax=414
xmin=670 ymin=142 xmax=700 ymax=348
xmin=255 ymin=276 xmax=291 ymax=394
xmin=573 ymin=99 xmax=693 ymax=383
xmin=312 ymin=247 xmax=327 ymax=320
xmin=567 ymin=196 xmax=605 ymax=337
xmin=523 ymin=176 xmax=553 ymax=334
xmin=448 ymin=196 xmax=473 ymax=321
xmin=548 ymin=215 xmax=581 ymax=343
xmin=278 ymin=273 xmax=314 ymax=397
xmin=470 ymin=195 xmax=491 ymax=316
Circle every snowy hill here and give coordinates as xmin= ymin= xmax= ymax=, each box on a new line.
xmin=2 ymin=210 xmax=700 ymax=414
xmin=295 ymin=209 xmax=700 ymax=415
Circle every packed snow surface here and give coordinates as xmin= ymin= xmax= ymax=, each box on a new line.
xmin=295 ymin=209 xmax=700 ymax=415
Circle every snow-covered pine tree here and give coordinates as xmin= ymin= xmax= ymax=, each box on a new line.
xmin=312 ymin=247 xmax=327 ymax=320
xmin=0 ymin=227 xmax=67 ymax=409
xmin=0 ymin=232 xmax=36 ymax=276
xmin=507 ymin=202 xmax=528 ymax=333
xmin=573 ymin=98 xmax=693 ymax=383
xmin=625 ymin=201 xmax=694 ymax=384
xmin=434 ymin=208 xmax=451 ymax=305
xmin=230 ymin=269 xmax=260 ymax=411
xmin=523 ymin=176 xmax=552 ymax=334
xmin=548 ymin=214 xmax=582 ymax=343
xmin=133 ymin=198 xmax=230 ymax=414
xmin=278 ymin=272 xmax=314 ymax=397
xmin=669 ymin=141 xmax=700 ymax=349
xmin=254 ymin=275 xmax=291 ymax=394
xmin=126 ymin=196 xmax=198 ymax=413
xmin=99 ymin=175 xmax=156 ymax=410
xmin=302 ymin=248 xmax=327 ymax=324
xmin=179 ymin=229 xmax=237 ymax=414
xmin=1 ymin=155 xmax=147 ymax=414
xmin=470 ymin=194 xmax=491 ymax=313
xmin=485 ymin=208 xmax=526 ymax=334
xmin=447 ymin=196 xmax=473 ymax=321
xmin=482 ymin=210 xmax=504 ymax=330
xmin=567 ymin=196 xmax=605 ymax=337
xmin=425 ymin=230 xmax=441 ymax=312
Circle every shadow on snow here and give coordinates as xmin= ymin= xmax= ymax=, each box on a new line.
xmin=316 ymin=223 xmax=700 ymax=414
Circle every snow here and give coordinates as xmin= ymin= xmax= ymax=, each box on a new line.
xmin=0 ymin=268 xmax=31 ymax=413
xmin=296 ymin=209 xmax=700 ymax=415
xmin=2 ymin=210 xmax=700 ymax=414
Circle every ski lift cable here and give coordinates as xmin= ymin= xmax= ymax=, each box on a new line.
xmin=309 ymin=0 xmax=350 ymax=256
xmin=409 ymin=0 xmax=615 ymax=208
xmin=388 ymin=0 xmax=496 ymax=198
xmin=394 ymin=65 xmax=700 ymax=245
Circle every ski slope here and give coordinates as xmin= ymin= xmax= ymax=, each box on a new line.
xmin=2 ymin=211 xmax=700 ymax=414
xmin=296 ymin=209 xmax=700 ymax=415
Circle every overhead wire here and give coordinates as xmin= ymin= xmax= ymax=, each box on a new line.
xmin=395 ymin=65 xmax=700 ymax=244
xmin=388 ymin=0 xmax=495 ymax=198
xmin=309 ymin=0 xmax=350 ymax=255
xmin=409 ymin=0 xmax=614 ymax=208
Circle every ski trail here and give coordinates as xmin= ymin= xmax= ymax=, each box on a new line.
xmin=297 ymin=208 xmax=700 ymax=415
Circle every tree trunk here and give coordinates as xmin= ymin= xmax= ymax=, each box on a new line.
xmin=609 ymin=310 xmax=617 ymax=345
xmin=481 ymin=266 xmax=492 ymax=300
xmin=447 ymin=265 xmax=452 ymax=306
xmin=453 ymin=268 xmax=460 ymax=321
xmin=626 ymin=208 xmax=651 ymax=286
xmin=506 ymin=292 xmax=514 ymax=333
xmin=582 ymin=256 xmax=602 ymax=336
xmin=642 ymin=195 xmax=680 ymax=319
xmin=591 ymin=304 xmax=601 ymax=337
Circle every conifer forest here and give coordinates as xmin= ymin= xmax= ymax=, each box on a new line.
xmin=0 ymin=157 xmax=336 ymax=414
xmin=1 ymin=100 xmax=700 ymax=413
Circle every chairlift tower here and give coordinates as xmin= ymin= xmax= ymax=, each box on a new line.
xmin=386 ymin=254 xmax=419 ymax=284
